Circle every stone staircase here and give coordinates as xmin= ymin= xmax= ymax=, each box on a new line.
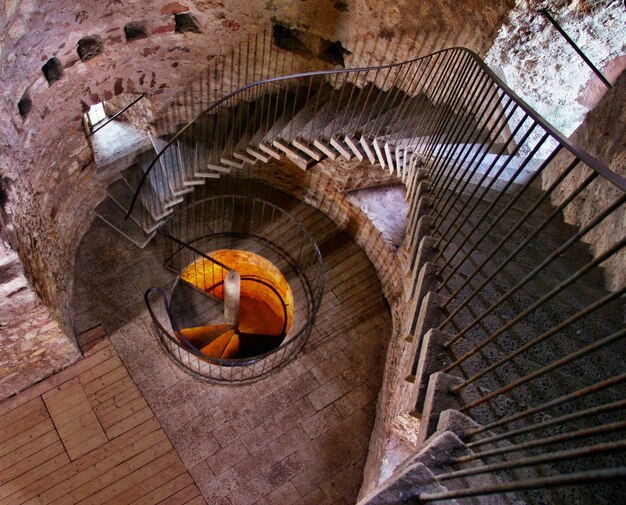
xmin=95 ymin=75 xmax=490 ymax=249
xmin=361 ymin=174 xmax=625 ymax=503
xmin=92 ymin=47 xmax=625 ymax=502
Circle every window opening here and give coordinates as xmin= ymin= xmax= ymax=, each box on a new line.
xmin=85 ymin=101 xmax=107 ymax=133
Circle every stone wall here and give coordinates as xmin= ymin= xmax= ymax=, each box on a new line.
xmin=0 ymin=0 xmax=514 ymax=345
xmin=542 ymin=69 xmax=626 ymax=292
xmin=486 ymin=0 xmax=626 ymax=137
xmin=0 ymin=239 xmax=80 ymax=401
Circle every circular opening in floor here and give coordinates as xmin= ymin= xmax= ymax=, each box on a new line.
xmin=146 ymin=195 xmax=324 ymax=383
xmin=176 ymin=249 xmax=294 ymax=359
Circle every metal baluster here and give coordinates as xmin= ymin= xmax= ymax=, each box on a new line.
xmin=438 ymin=158 xmax=587 ymax=322
xmin=455 ymin=286 xmax=626 ymax=393
xmin=433 ymin=120 xmax=540 ymax=264
xmin=428 ymin=85 xmax=510 ymax=209
xmin=466 ymin=373 xmax=626 ymax=438
xmin=413 ymin=50 xmax=467 ymax=160
xmin=431 ymin=105 xmax=523 ymax=243
xmin=443 ymin=226 xmax=626 ymax=359
xmin=420 ymin=52 xmax=477 ymax=159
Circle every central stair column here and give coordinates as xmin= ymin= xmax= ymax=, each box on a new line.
xmin=224 ymin=270 xmax=241 ymax=324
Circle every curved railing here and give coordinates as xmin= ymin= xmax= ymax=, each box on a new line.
xmin=127 ymin=44 xmax=625 ymax=501
xmin=146 ymin=196 xmax=323 ymax=383
xmin=126 ymin=46 xmax=624 ymax=220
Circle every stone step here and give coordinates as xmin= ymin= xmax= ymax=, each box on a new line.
xmin=135 ymin=148 xmax=186 ymax=207
xmin=275 ymin=83 xmax=334 ymax=143
xmin=272 ymin=139 xmax=316 ymax=170
xmin=105 ymin=178 xmax=164 ymax=234
xmin=234 ymin=94 xmax=271 ymax=154
xmin=95 ymin=198 xmax=156 ymax=249
xmin=215 ymin=100 xmax=258 ymax=168
xmin=246 ymin=91 xmax=286 ymax=148
xmin=185 ymin=113 xmax=229 ymax=178
xmin=344 ymin=134 xmax=366 ymax=161
xmin=291 ymin=138 xmax=325 ymax=161
xmin=446 ymin=331 xmax=624 ymax=421
xmin=251 ymin=90 xmax=299 ymax=148
xmin=439 ymin=276 xmax=625 ymax=384
xmin=428 ymin=417 xmax=612 ymax=505
xmin=297 ymin=82 xmax=360 ymax=145
xmin=312 ymin=137 xmax=341 ymax=160
xmin=121 ymin=161 xmax=176 ymax=221
xmin=163 ymin=130 xmax=205 ymax=188
xmin=246 ymin=146 xmax=272 ymax=163
xmin=149 ymin=134 xmax=195 ymax=197
xmin=204 ymin=107 xmax=239 ymax=170
xmin=435 ymin=199 xmax=596 ymax=275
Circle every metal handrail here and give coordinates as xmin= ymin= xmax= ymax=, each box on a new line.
xmin=146 ymin=195 xmax=324 ymax=381
xmin=157 ymin=228 xmax=232 ymax=272
xmin=89 ymin=93 xmax=145 ymax=136
xmin=538 ymin=8 xmax=612 ymax=89
xmin=125 ymin=46 xmax=625 ymax=218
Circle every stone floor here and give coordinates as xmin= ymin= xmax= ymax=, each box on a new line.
xmin=70 ymin=197 xmax=394 ymax=504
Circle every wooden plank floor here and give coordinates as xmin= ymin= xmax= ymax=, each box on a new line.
xmin=0 ymin=326 xmax=205 ymax=505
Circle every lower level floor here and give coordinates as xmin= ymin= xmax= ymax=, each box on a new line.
xmin=0 ymin=193 xmax=395 ymax=505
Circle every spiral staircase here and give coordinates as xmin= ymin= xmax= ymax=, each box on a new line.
xmin=93 ymin=40 xmax=625 ymax=504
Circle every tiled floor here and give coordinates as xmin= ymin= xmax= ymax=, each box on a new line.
xmin=69 ymin=197 xmax=393 ymax=504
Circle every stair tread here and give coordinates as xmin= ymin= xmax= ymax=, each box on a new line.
xmin=106 ymin=178 xmax=162 ymax=233
xmin=298 ymin=83 xmax=360 ymax=144
xmin=95 ymin=198 xmax=156 ymax=248
xmin=276 ymin=83 xmax=335 ymax=142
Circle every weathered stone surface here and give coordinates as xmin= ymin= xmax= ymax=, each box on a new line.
xmin=357 ymin=461 xmax=456 ymax=505
xmin=486 ymin=0 xmax=626 ymax=136
xmin=436 ymin=409 xmax=482 ymax=438
xmin=0 ymin=241 xmax=80 ymax=401
xmin=347 ymin=185 xmax=408 ymax=250
xmin=542 ymin=70 xmax=626 ymax=292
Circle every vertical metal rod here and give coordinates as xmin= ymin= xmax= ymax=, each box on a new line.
xmin=414 ymin=50 xmax=466 ymax=158
xmin=434 ymin=121 xmax=539 ymax=258
xmin=422 ymin=56 xmax=478 ymax=159
xmin=455 ymin=286 xmax=626 ymax=392
xmin=467 ymin=373 xmax=626 ymax=437
xmin=443 ymin=230 xmax=626 ymax=364
xmin=432 ymin=106 xmax=523 ymax=242
xmin=538 ymin=8 xmax=611 ymax=89
xmin=436 ymin=133 xmax=552 ymax=284
xmin=438 ymin=158 xmax=587 ymax=318
xmin=426 ymin=67 xmax=492 ymax=198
